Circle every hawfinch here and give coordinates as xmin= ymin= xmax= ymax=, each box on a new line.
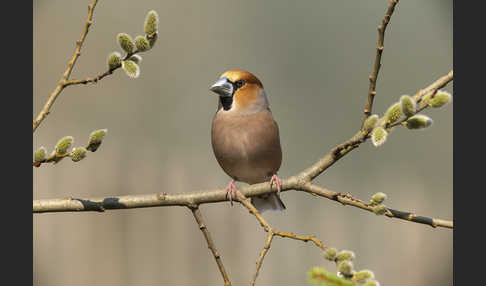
xmin=209 ymin=69 xmax=286 ymax=213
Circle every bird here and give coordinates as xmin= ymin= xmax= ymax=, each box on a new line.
xmin=209 ymin=69 xmax=286 ymax=213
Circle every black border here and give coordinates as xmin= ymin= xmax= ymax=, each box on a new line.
xmin=453 ymin=0 xmax=482 ymax=285
xmin=3 ymin=0 xmax=33 ymax=284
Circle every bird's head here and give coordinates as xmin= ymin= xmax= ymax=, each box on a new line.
xmin=210 ymin=69 xmax=269 ymax=114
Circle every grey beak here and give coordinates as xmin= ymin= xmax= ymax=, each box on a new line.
xmin=210 ymin=77 xmax=233 ymax=97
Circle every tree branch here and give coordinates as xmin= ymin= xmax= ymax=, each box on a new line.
xmin=189 ymin=206 xmax=231 ymax=286
xmin=33 ymin=178 xmax=452 ymax=229
xmin=33 ymin=1 xmax=158 ymax=132
xmin=63 ymin=46 xmax=149 ymax=87
xmin=300 ymin=69 xmax=453 ymax=182
xmin=387 ymin=70 xmax=453 ymax=130
xmin=361 ymin=0 xmax=400 ymax=128
xmin=33 ymin=0 xmax=99 ymax=133
xmin=235 ymin=190 xmax=327 ymax=249
xmin=298 ymin=183 xmax=453 ymax=229
xmin=250 ymin=232 xmax=274 ymax=286
xmin=63 ymin=69 xmax=114 ymax=87
xmin=414 ymin=70 xmax=454 ymax=102
xmin=234 ymin=191 xmax=326 ymax=286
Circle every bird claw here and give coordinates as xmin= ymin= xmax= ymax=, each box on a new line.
xmin=270 ymin=174 xmax=283 ymax=193
xmin=225 ymin=180 xmax=237 ymax=206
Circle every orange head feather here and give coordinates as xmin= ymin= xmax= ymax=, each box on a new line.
xmin=216 ymin=70 xmax=268 ymax=113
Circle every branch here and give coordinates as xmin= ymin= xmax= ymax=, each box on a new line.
xmin=298 ymin=183 xmax=453 ymax=229
xmin=189 ymin=206 xmax=231 ymax=286
xmin=33 ymin=177 xmax=452 ymax=229
xmin=413 ymin=70 xmax=454 ymax=102
xmin=33 ymin=3 xmax=159 ymax=132
xmin=234 ymin=191 xmax=326 ymax=286
xmin=33 ymin=0 xmax=98 ymax=133
xmin=63 ymin=69 xmax=114 ymax=87
xmin=63 ymin=44 xmax=150 ymax=87
xmin=33 ymin=71 xmax=454 ymax=230
xmin=361 ymin=0 xmax=400 ymax=128
xmin=388 ymin=70 xmax=453 ymax=129
xmin=251 ymin=232 xmax=273 ymax=286
xmin=33 ymin=129 xmax=107 ymax=167
xmin=299 ymin=69 xmax=453 ymax=182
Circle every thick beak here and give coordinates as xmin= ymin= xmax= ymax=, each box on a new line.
xmin=209 ymin=77 xmax=233 ymax=97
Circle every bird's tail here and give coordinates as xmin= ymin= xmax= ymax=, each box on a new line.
xmin=251 ymin=193 xmax=286 ymax=213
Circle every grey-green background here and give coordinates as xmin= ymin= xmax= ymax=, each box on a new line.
xmin=34 ymin=0 xmax=453 ymax=285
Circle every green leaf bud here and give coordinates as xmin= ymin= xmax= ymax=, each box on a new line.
xmin=371 ymin=126 xmax=387 ymax=147
xmin=337 ymin=260 xmax=354 ymax=277
xmin=87 ymin=129 xmax=107 ymax=152
xmin=122 ymin=60 xmax=140 ymax=78
xmin=34 ymin=147 xmax=47 ymax=162
xmin=373 ymin=204 xmax=386 ymax=215
xmin=336 ymin=250 xmax=355 ymax=262
xmin=353 ymin=270 xmax=375 ymax=283
xmin=117 ymin=33 xmax=135 ymax=54
xmin=400 ymin=95 xmax=416 ymax=117
xmin=55 ymin=136 xmax=73 ymax=155
xmin=429 ymin=90 xmax=452 ymax=108
xmin=364 ymin=280 xmax=380 ymax=286
xmin=107 ymin=51 xmax=122 ymax=70
xmin=384 ymin=102 xmax=402 ymax=124
xmin=144 ymin=10 xmax=159 ymax=36
xmin=128 ymin=54 xmax=142 ymax=64
xmin=135 ymin=36 xmax=151 ymax=52
xmin=71 ymin=147 xmax=87 ymax=162
xmin=371 ymin=192 xmax=387 ymax=205
xmin=323 ymin=247 xmax=337 ymax=261
xmin=405 ymin=115 xmax=433 ymax=130
xmin=363 ymin=114 xmax=379 ymax=132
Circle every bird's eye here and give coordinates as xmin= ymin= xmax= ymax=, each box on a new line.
xmin=234 ymin=80 xmax=245 ymax=89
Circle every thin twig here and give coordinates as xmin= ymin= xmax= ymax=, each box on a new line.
xmin=361 ymin=0 xmax=400 ymax=128
xmin=235 ymin=191 xmax=326 ymax=286
xmin=189 ymin=206 xmax=231 ymax=286
xmin=298 ymin=183 xmax=453 ymax=229
xmin=388 ymin=71 xmax=453 ymax=129
xmin=64 ymin=47 xmax=147 ymax=87
xmin=33 ymin=0 xmax=99 ymax=133
xmin=250 ymin=232 xmax=274 ymax=286
xmin=63 ymin=69 xmax=114 ymax=86
xmin=300 ymin=69 xmax=453 ymax=182
xmin=235 ymin=191 xmax=272 ymax=231
xmin=33 ymin=0 xmax=156 ymax=131
xmin=414 ymin=70 xmax=453 ymax=102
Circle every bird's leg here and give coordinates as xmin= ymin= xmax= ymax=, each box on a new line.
xmin=270 ymin=174 xmax=283 ymax=193
xmin=225 ymin=180 xmax=237 ymax=206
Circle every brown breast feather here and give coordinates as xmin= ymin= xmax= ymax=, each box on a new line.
xmin=211 ymin=109 xmax=282 ymax=184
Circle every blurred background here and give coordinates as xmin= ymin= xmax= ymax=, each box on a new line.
xmin=33 ymin=0 xmax=453 ymax=285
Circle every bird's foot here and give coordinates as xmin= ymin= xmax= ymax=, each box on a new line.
xmin=225 ymin=180 xmax=238 ymax=206
xmin=270 ymin=174 xmax=283 ymax=193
